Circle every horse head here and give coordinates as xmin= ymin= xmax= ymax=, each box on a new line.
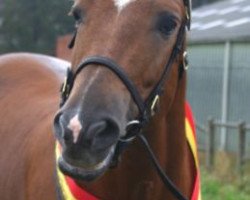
xmin=54 ymin=0 xmax=191 ymax=182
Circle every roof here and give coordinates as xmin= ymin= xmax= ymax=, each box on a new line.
xmin=188 ymin=0 xmax=250 ymax=43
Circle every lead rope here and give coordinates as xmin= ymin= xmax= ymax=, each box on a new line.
xmin=137 ymin=133 xmax=188 ymax=200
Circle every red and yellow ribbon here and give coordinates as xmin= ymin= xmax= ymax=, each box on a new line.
xmin=185 ymin=102 xmax=202 ymax=200
xmin=55 ymin=143 xmax=98 ymax=200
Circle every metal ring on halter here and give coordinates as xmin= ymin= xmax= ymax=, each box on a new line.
xmin=118 ymin=136 xmax=137 ymax=143
xmin=126 ymin=120 xmax=141 ymax=126
xmin=119 ymin=120 xmax=141 ymax=142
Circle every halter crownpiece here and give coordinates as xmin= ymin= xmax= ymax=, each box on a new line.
xmin=184 ymin=0 xmax=192 ymax=30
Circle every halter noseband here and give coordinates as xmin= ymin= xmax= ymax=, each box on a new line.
xmin=59 ymin=1 xmax=191 ymax=200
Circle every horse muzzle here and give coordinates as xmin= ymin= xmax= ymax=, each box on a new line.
xmin=56 ymin=143 xmax=115 ymax=182
xmin=53 ymin=108 xmax=123 ymax=181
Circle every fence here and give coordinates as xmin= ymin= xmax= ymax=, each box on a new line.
xmin=197 ymin=119 xmax=250 ymax=175
xmin=187 ymin=42 xmax=250 ymax=153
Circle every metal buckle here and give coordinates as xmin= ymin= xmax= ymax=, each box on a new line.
xmin=183 ymin=51 xmax=189 ymax=71
xmin=61 ymin=77 xmax=68 ymax=94
xmin=150 ymin=95 xmax=160 ymax=116
xmin=127 ymin=120 xmax=140 ymax=125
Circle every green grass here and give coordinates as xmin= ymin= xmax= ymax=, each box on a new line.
xmin=201 ymin=168 xmax=250 ymax=200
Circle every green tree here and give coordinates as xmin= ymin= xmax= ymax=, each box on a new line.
xmin=0 ymin=0 xmax=74 ymax=55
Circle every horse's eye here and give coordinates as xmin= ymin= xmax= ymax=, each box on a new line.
xmin=156 ymin=12 xmax=177 ymax=37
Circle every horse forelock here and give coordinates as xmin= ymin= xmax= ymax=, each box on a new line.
xmin=71 ymin=0 xmax=185 ymax=13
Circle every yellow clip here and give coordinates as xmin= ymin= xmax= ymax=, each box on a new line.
xmin=151 ymin=95 xmax=160 ymax=116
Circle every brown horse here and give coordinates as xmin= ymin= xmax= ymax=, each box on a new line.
xmin=0 ymin=0 xmax=197 ymax=200
xmin=0 ymin=53 xmax=67 ymax=199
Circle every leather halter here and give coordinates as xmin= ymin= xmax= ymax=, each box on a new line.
xmin=59 ymin=1 xmax=191 ymax=200
xmin=60 ymin=23 xmax=186 ymax=142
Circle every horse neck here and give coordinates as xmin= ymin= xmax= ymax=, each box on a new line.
xmin=145 ymin=73 xmax=195 ymax=199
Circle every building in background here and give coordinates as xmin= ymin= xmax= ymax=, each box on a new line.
xmin=187 ymin=0 xmax=250 ymax=153
xmin=193 ymin=0 xmax=223 ymax=8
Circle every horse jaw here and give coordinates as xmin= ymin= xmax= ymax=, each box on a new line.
xmin=57 ymin=145 xmax=116 ymax=182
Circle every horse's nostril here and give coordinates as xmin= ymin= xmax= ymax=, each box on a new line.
xmin=63 ymin=129 xmax=73 ymax=142
xmin=53 ymin=112 xmax=63 ymax=138
xmin=87 ymin=119 xmax=120 ymax=151
xmin=54 ymin=112 xmax=120 ymax=149
xmin=86 ymin=121 xmax=108 ymax=139
xmin=53 ymin=112 xmax=73 ymax=143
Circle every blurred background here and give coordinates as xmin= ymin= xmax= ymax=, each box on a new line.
xmin=0 ymin=0 xmax=249 ymax=199
xmin=0 ymin=0 xmax=223 ymax=55
xmin=187 ymin=1 xmax=250 ymax=199
xmin=0 ymin=0 xmax=74 ymax=55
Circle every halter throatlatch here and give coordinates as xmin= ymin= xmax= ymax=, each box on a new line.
xmin=59 ymin=1 xmax=192 ymax=200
